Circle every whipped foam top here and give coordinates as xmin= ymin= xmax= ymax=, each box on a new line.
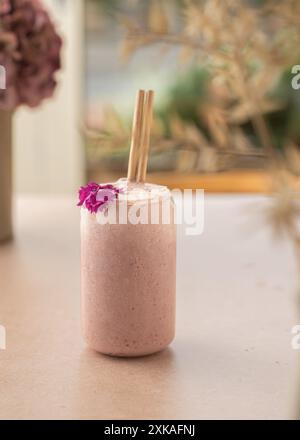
xmin=112 ymin=178 xmax=170 ymax=203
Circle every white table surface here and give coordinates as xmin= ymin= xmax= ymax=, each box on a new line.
xmin=0 ymin=195 xmax=299 ymax=420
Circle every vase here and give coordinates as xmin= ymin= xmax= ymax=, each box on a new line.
xmin=0 ymin=110 xmax=13 ymax=242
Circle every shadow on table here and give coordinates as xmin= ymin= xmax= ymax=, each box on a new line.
xmin=73 ymin=346 xmax=182 ymax=419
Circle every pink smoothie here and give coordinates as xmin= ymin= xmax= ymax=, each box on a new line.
xmin=81 ymin=180 xmax=176 ymax=357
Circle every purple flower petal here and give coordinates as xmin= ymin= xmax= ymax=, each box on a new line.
xmin=77 ymin=182 xmax=121 ymax=214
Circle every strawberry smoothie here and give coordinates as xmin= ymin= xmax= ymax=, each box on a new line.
xmin=81 ymin=180 xmax=176 ymax=357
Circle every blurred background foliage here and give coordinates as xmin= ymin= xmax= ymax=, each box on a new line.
xmin=85 ymin=0 xmax=300 ymax=178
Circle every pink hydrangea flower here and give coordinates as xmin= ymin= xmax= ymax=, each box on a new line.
xmin=0 ymin=0 xmax=62 ymax=110
xmin=77 ymin=183 xmax=121 ymax=214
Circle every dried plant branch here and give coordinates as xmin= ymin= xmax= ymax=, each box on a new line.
xmin=120 ymin=0 xmax=300 ymax=161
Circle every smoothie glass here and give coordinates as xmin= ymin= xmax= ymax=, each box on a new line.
xmin=81 ymin=179 xmax=176 ymax=357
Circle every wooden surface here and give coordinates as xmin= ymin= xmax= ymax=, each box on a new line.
xmin=148 ymin=170 xmax=274 ymax=193
xmin=0 ymin=195 xmax=298 ymax=420
xmin=90 ymin=169 xmax=282 ymax=193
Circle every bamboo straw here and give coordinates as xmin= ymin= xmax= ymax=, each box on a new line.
xmin=136 ymin=90 xmax=155 ymax=183
xmin=127 ymin=90 xmax=145 ymax=181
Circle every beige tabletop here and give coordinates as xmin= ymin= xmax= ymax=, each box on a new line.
xmin=0 ymin=195 xmax=298 ymax=420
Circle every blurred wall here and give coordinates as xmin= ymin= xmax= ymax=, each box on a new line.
xmin=14 ymin=0 xmax=85 ymax=194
